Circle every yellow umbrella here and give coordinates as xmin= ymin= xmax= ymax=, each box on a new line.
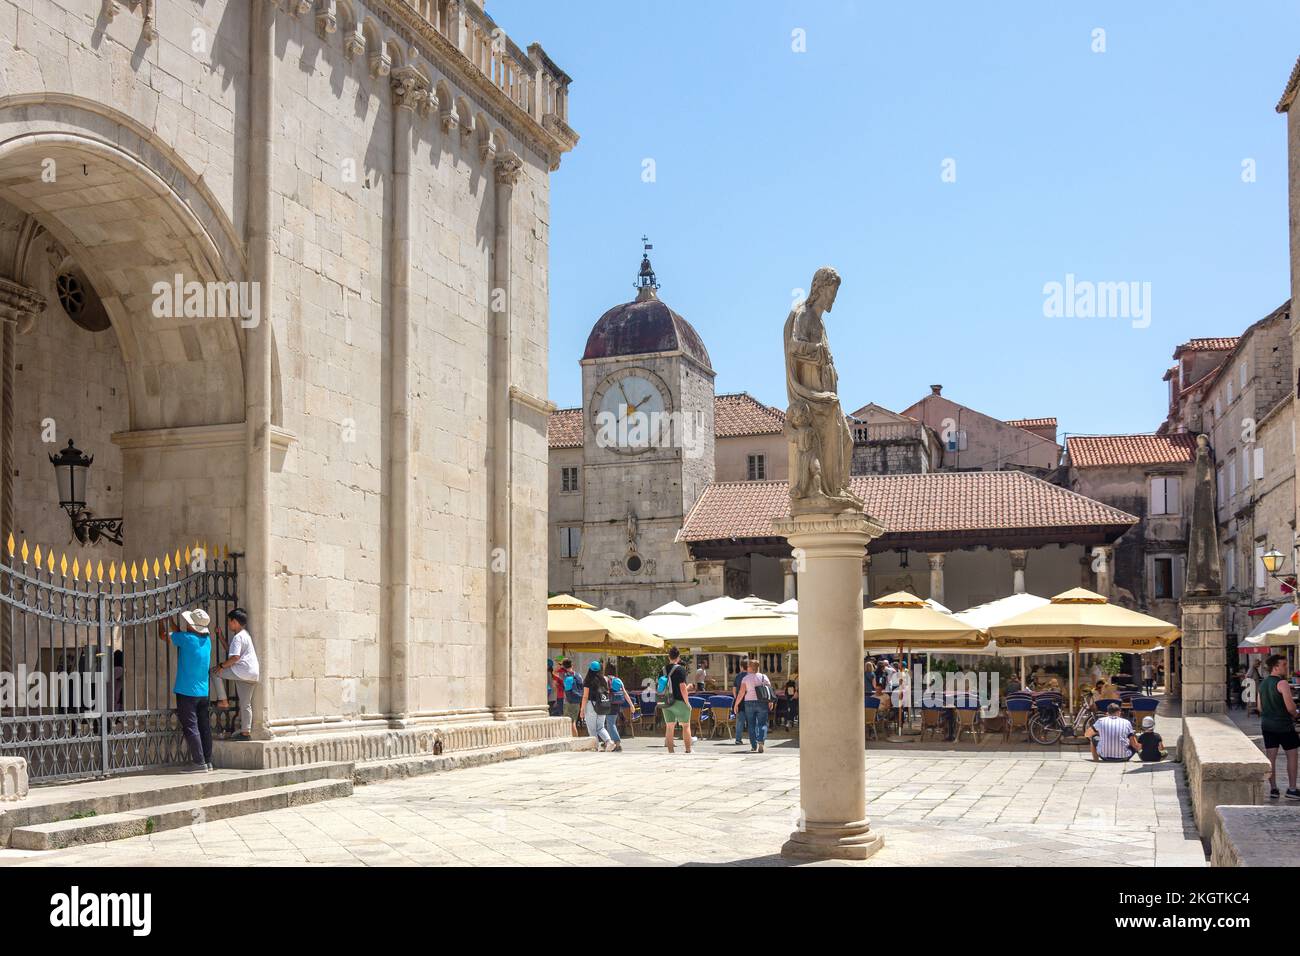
xmin=988 ymin=587 xmax=1181 ymax=707
xmin=675 ymin=609 xmax=799 ymax=653
xmin=862 ymin=592 xmax=986 ymax=650
xmin=547 ymin=595 xmax=665 ymax=655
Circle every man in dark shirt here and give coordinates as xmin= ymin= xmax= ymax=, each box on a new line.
xmin=731 ymin=657 xmax=749 ymax=745
xmin=1261 ymin=654 xmax=1300 ymax=799
xmin=662 ymin=646 xmax=693 ymax=754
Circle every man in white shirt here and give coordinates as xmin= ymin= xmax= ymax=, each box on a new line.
xmin=212 ymin=607 xmax=260 ymax=740
xmin=1085 ymin=703 xmax=1137 ymax=762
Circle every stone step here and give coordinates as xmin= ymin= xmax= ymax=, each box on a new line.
xmin=354 ymin=735 xmax=595 ymax=784
xmin=8 ymin=777 xmax=354 ymax=851
xmin=0 ymin=761 xmax=353 ymax=846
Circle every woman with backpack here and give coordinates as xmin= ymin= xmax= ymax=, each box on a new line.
xmin=580 ymin=660 xmax=619 ymax=752
xmin=737 ymin=658 xmax=774 ymax=752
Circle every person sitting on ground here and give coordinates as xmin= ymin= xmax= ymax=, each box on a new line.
xmin=1135 ymin=717 xmax=1165 ymax=762
xmin=1085 ymin=702 xmax=1138 ymax=762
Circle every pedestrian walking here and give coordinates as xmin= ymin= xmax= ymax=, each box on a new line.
xmin=737 ymin=658 xmax=773 ymax=753
xmin=158 ymin=608 xmax=214 ymax=773
xmin=580 ymin=660 xmax=618 ymax=751
xmin=1142 ymin=659 xmax=1155 ymax=695
xmin=605 ymin=662 xmax=636 ymax=746
xmin=1260 ymin=654 xmax=1300 ymax=799
xmin=731 ymin=656 xmax=749 ymax=745
xmin=660 ymin=647 xmax=693 ymax=754
xmin=560 ymin=658 xmax=583 ymax=736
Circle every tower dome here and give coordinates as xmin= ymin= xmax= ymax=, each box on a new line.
xmin=582 ymin=243 xmax=712 ymax=368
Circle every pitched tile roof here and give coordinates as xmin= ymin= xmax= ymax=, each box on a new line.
xmin=1006 ymin=417 xmax=1057 ymax=429
xmin=1066 ymin=433 xmax=1197 ymax=468
xmin=548 ymin=407 xmax=584 ymax=448
xmin=548 ymin=393 xmax=785 ymax=447
xmin=1174 ymin=337 xmax=1239 ymax=355
xmin=714 ymin=392 xmax=785 ymax=438
xmin=677 ymin=471 xmax=1137 ymax=542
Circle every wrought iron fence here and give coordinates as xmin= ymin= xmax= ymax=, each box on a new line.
xmin=0 ymin=536 xmax=238 ymax=782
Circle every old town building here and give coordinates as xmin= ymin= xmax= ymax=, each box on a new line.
xmin=0 ymin=0 xmax=577 ymax=783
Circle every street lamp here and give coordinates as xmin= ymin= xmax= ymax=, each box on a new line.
xmin=48 ymin=439 xmax=124 ymax=546
xmin=1261 ymin=548 xmax=1287 ymax=577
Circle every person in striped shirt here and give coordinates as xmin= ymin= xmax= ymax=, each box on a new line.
xmin=1085 ymin=703 xmax=1138 ymax=762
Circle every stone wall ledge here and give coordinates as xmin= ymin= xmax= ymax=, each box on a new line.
xmin=213 ymin=716 xmax=573 ymax=770
xmin=1181 ymin=715 xmax=1271 ymax=843
xmin=1211 ymin=805 xmax=1300 ymax=867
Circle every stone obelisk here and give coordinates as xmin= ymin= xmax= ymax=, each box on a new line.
xmin=1180 ymin=434 xmax=1226 ymax=715
xmin=773 ymin=267 xmax=884 ymax=860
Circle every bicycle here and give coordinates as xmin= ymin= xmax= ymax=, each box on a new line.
xmin=1028 ymin=693 xmax=1097 ymax=745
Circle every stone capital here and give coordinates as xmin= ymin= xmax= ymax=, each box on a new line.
xmin=391 ymin=67 xmax=430 ymax=111
xmin=494 ymin=151 xmax=524 ymax=187
xmin=0 ymin=276 xmax=46 ymax=333
xmin=927 ymin=552 xmax=945 ymax=570
xmin=1008 ymin=548 xmax=1028 ymax=571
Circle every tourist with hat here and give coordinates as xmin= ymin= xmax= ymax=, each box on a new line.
xmin=580 ymin=659 xmax=618 ymax=751
xmin=158 ymin=607 xmax=214 ymax=773
xmin=1135 ymin=716 xmax=1165 ymax=763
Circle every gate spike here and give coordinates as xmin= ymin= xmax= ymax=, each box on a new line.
xmin=59 ymin=553 xmax=67 ymax=578
xmin=130 ymin=561 xmax=138 ymax=583
xmin=46 ymin=551 xmax=54 ymax=574
xmin=95 ymin=560 xmax=104 ymax=583
xmin=163 ymin=553 xmax=172 ymax=575
xmin=185 ymin=545 xmax=192 ymax=565
xmin=20 ymin=539 xmax=28 ymax=564
xmin=152 ymin=557 xmax=160 ymax=579
xmin=109 ymin=561 xmax=117 ymax=584
xmin=4 ymin=531 xmax=12 ymax=557
xmin=119 ymin=561 xmax=127 ymax=583
xmin=33 ymin=544 xmax=41 ymax=568
xmin=71 ymin=556 xmax=80 ymax=581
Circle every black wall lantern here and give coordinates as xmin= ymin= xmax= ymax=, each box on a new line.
xmin=49 ymin=439 xmax=123 ymax=546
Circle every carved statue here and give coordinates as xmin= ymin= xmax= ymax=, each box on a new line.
xmin=783 ymin=267 xmax=863 ymax=515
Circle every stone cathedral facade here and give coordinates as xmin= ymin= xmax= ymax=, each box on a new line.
xmin=0 ymin=0 xmax=577 ymax=774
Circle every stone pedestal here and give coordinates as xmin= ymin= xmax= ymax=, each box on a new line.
xmin=773 ymin=511 xmax=884 ymax=861
xmin=1181 ymin=596 xmax=1227 ymax=715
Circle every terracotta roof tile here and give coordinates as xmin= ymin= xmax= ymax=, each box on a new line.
xmin=548 ymin=407 xmax=584 ymax=448
xmin=677 ymin=472 xmax=1136 ymax=543
xmin=1006 ymin=417 xmax=1057 ymax=429
xmin=1174 ymin=337 xmax=1239 ymax=355
xmin=714 ymin=393 xmax=785 ymax=438
xmin=548 ymin=393 xmax=785 ymax=447
xmin=1066 ymin=433 xmax=1197 ymax=468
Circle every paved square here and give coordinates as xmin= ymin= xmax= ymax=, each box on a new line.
xmin=0 ymin=736 xmax=1206 ymax=867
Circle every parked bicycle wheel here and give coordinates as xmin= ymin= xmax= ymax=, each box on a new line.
xmin=1028 ymin=712 xmax=1063 ymax=745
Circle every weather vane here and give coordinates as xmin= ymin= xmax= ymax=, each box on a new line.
xmin=635 ymin=235 xmax=659 ymax=291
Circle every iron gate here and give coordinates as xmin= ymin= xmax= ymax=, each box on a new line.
xmin=0 ymin=537 xmax=238 ymax=782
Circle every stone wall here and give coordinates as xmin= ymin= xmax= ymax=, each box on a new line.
xmin=1181 ymin=714 xmax=1270 ymax=842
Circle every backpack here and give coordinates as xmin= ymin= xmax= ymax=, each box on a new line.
xmin=657 ymin=664 xmax=682 ymax=705
xmin=563 ymin=672 xmax=584 ymax=704
xmin=590 ymin=675 xmax=612 ymax=715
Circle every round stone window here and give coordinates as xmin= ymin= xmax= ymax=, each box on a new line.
xmin=625 ymin=553 xmax=643 ymax=574
xmin=55 ymin=270 xmax=111 ymax=332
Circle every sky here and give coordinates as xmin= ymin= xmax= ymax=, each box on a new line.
xmin=492 ymin=0 xmax=1300 ymax=437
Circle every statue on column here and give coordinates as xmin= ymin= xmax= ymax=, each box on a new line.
xmin=783 ymin=267 xmax=862 ymax=515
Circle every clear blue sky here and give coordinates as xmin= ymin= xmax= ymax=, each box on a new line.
xmin=493 ymin=0 xmax=1299 ymax=436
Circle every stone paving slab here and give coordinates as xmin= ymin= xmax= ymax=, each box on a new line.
xmin=0 ymin=735 xmax=1206 ymax=867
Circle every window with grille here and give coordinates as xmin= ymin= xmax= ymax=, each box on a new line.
xmin=747 ymin=454 xmax=766 ymax=480
xmin=561 ymin=466 xmax=579 ymax=493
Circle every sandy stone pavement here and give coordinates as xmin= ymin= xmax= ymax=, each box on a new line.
xmin=0 ymin=735 xmax=1206 ymax=867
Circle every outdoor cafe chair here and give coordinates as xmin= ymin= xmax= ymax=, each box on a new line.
xmin=954 ymin=704 xmax=982 ymax=743
xmin=864 ymin=696 xmax=881 ymax=741
xmin=920 ymin=705 xmax=945 ymax=742
xmin=1130 ymin=696 xmax=1158 ymax=723
xmin=1004 ymin=697 xmax=1033 ymax=742
xmin=639 ymin=697 xmax=660 ymax=732
xmin=707 ymin=696 xmax=735 ymax=739
xmin=1094 ymin=698 xmax=1123 ymax=715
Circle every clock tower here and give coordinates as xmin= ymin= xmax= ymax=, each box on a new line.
xmin=573 ymin=243 xmax=716 ymax=617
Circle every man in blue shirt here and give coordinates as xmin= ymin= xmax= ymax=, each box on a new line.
xmin=731 ymin=656 xmax=749 ymax=745
xmin=159 ymin=608 xmax=213 ymax=772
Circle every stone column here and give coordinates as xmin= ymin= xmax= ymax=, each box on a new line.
xmin=0 ymin=279 xmax=44 ymax=678
xmin=1181 ymin=596 xmax=1226 ymax=714
xmin=773 ymin=512 xmax=885 ymax=861
xmin=1092 ymin=545 xmax=1114 ymax=599
xmin=1009 ymin=549 xmax=1027 ymax=595
xmin=927 ymin=553 xmax=945 ymax=606
xmin=490 ymin=150 xmax=524 ymax=719
xmin=780 ymin=558 xmax=796 ymax=601
xmin=246 ymin=2 xmax=276 ymax=738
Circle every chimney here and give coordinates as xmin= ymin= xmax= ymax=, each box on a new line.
xmin=930 ymin=384 xmax=943 ymax=396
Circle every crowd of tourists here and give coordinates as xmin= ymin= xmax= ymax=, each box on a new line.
xmin=546 ymin=650 xmax=792 ymax=754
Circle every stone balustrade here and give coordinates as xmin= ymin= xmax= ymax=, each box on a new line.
xmin=1181 ymin=714 xmax=1270 ymax=843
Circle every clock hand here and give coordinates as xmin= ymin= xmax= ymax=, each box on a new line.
xmin=618 ymin=383 xmax=633 ymax=410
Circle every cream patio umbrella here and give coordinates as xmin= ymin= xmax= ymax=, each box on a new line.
xmin=862 ymin=591 xmax=986 ymax=650
xmin=1243 ymin=603 xmax=1299 ymax=648
xmin=988 ymin=587 xmax=1181 ymax=708
xmin=546 ymin=594 xmax=665 ymax=655
xmin=675 ymin=608 xmax=800 ymax=654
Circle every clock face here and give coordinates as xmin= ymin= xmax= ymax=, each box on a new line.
xmin=591 ymin=368 xmax=672 ymax=455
